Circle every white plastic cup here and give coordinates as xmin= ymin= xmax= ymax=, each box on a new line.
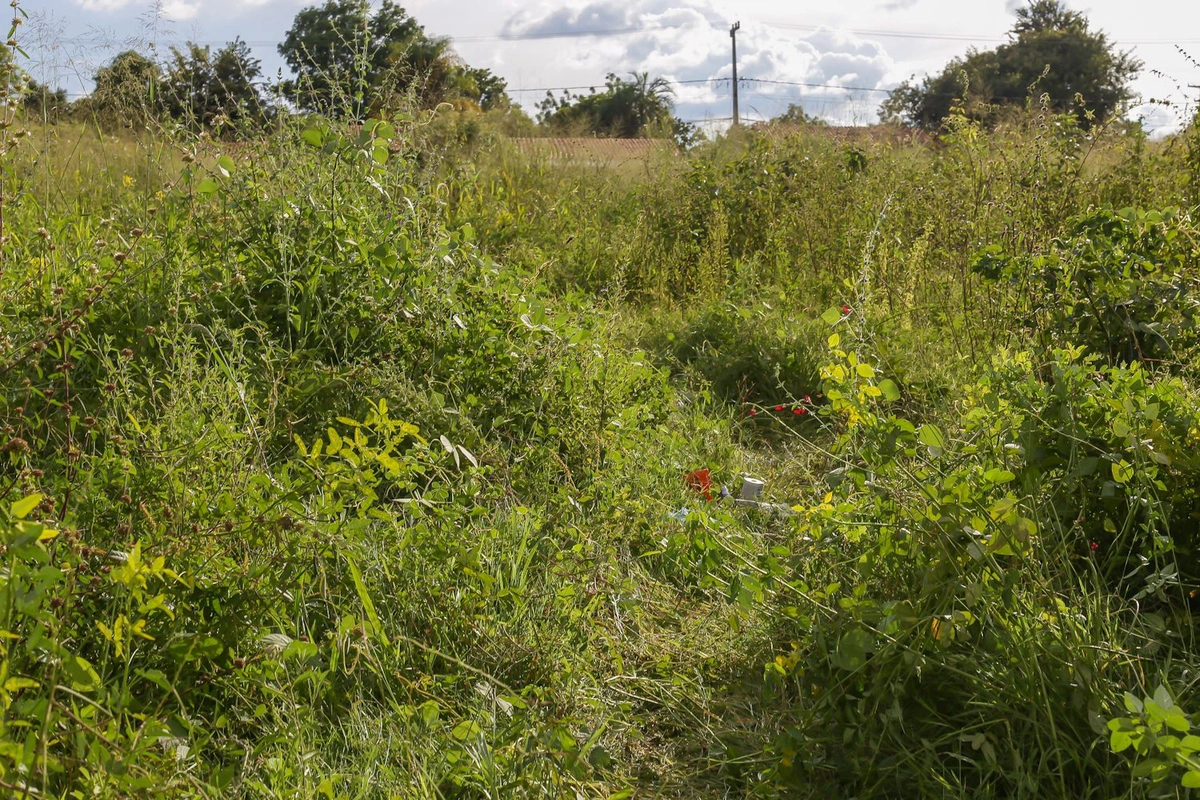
xmin=739 ymin=477 xmax=764 ymax=501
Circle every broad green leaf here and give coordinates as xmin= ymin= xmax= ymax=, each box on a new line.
xmin=136 ymin=668 xmax=171 ymax=691
xmin=10 ymin=494 xmax=41 ymax=519
xmin=196 ymin=178 xmax=219 ymax=196
xmin=983 ymin=468 xmax=1016 ymax=484
xmin=451 ymin=720 xmax=482 ymax=741
xmin=856 ymin=363 xmax=875 ymax=378
xmin=1109 ymin=729 xmax=1132 ymax=753
xmin=918 ymin=425 xmax=945 ymax=451
xmin=831 ymin=628 xmax=874 ymax=672
xmin=62 ymin=654 xmax=101 ymax=692
xmin=301 ymin=127 xmax=325 ymax=147
xmin=1167 ymin=710 xmax=1191 ymax=733
xmin=419 ymin=700 xmax=439 ymax=726
xmin=821 ymin=307 xmax=842 ymax=326
xmin=1182 ymin=770 xmax=1200 ymax=788
xmin=216 ymin=155 xmax=235 ymax=177
xmin=1131 ymin=758 xmax=1170 ymax=782
xmin=1112 ymin=460 xmax=1134 ymax=484
xmin=878 ymin=379 xmax=901 ymax=401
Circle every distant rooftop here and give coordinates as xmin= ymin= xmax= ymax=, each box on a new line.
xmin=511 ymin=137 xmax=677 ymax=166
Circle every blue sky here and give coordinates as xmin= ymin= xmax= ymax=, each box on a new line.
xmin=19 ymin=0 xmax=1200 ymax=134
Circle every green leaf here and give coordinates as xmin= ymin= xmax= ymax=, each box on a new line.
xmin=196 ymin=178 xmax=219 ymax=196
xmin=1112 ymin=460 xmax=1134 ymax=484
xmin=216 ymin=155 xmax=235 ymax=177
xmin=878 ymin=379 xmax=901 ymax=401
xmin=1124 ymin=692 xmax=1144 ymax=714
xmin=418 ymin=700 xmax=439 ymax=727
xmin=1167 ymin=710 xmax=1191 ymax=733
xmin=1154 ymin=684 xmax=1176 ymax=711
xmin=136 ymin=668 xmax=171 ymax=692
xmin=831 ymin=628 xmax=874 ymax=672
xmin=1110 ymin=729 xmax=1133 ymax=753
xmin=855 ymin=363 xmax=876 ymax=379
xmin=62 ymin=654 xmax=101 ymax=692
xmin=1182 ymin=770 xmax=1200 ymax=788
xmin=346 ymin=556 xmax=388 ymax=646
xmin=9 ymin=494 xmax=41 ymax=519
xmin=984 ymin=468 xmax=1016 ymax=484
xmin=918 ymin=425 xmax=945 ymax=454
xmin=301 ymin=126 xmax=325 ymax=147
xmin=821 ymin=306 xmax=843 ymax=326
xmin=2 ymin=677 xmax=38 ymax=692
xmin=1131 ymin=758 xmax=1170 ymax=782
xmin=451 ymin=720 xmax=483 ymax=741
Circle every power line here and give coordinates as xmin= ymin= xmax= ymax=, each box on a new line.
xmin=506 ymin=78 xmax=717 ymax=94
xmin=38 ymin=20 xmax=1200 ymax=49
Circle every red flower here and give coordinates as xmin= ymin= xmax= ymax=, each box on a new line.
xmin=749 ymin=408 xmax=757 ymax=416
xmin=792 ymin=408 xmax=802 ymax=415
xmin=774 ymin=405 xmax=784 ymax=412
xmin=1090 ymin=541 xmax=1099 ymax=551
xmin=798 ymin=408 xmax=807 ymax=415
xmin=842 ymin=305 xmax=851 ymax=314
xmin=803 ymin=395 xmax=811 ymax=403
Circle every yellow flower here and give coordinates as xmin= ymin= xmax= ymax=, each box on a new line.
xmin=122 ymin=174 xmax=134 ymax=187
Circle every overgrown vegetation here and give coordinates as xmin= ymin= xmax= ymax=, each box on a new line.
xmin=7 ymin=2 xmax=1200 ymax=796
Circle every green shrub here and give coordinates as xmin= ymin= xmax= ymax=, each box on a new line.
xmin=643 ymin=299 xmax=825 ymax=409
xmin=975 ymin=207 xmax=1200 ymax=367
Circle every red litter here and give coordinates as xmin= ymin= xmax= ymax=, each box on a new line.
xmin=685 ymin=469 xmax=714 ymax=502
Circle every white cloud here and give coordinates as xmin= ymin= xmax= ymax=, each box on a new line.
xmin=503 ymin=0 xmax=896 ymax=124
xmin=73 ymin=0 xmax=140 ymax=11
xmin=162 ymin=0 xmax=201 ymax=21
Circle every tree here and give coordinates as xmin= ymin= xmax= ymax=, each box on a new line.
xmin=460 ymin=66 xmax=510 ymax=111
xmin=278 ymin=0 xmax=422 ymax=117
xmin=537 ymin=72 xmax=677 ymax=138
xmin=89 ymin=50 xmax=163 ymax=128
xmin=165 ymin=38 xmax=267 ymax=131
xmin=279 ymin=0 xmax=512 ymax=118
xmin=0 ymin=45 xmax=26 ymax=108
xmin=880 ymin=0 xmax=1139 ymax=130
xmin=23 ymin=79 xmax=69 ymax=121
xmin=773 ymin=103 xmax=828 ymax=126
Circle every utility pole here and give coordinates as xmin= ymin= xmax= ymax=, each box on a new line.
xmin=730 ymin=21 xmax=741 ymax=127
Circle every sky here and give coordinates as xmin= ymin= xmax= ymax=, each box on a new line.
xmin=16 ymin=0 xmax=1200 ymax=135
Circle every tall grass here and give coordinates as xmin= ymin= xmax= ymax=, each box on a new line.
xmin=2 ymin=41 xmax=1200 ymax=797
